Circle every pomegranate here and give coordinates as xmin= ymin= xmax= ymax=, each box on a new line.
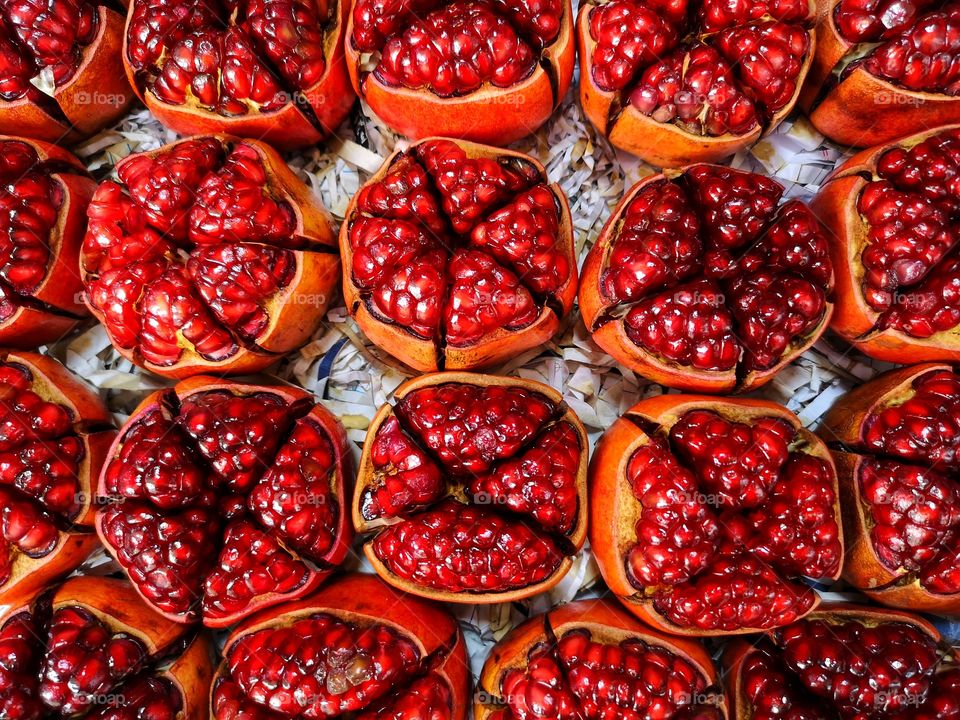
xmin=0 ymin=136 xmax=95 ymax=349
xmin=79 ymin=135 xmax=340 ymax=379
xmin=591 ymin=394 xmax=843 ymax=635
xmin=0 ymin=576 xmax=212 ymax=720
xmin=0 ymin=0 xmax=132 ymax=143
xmin=0 ymin=351 xmax=114 ymax=608
xmin=577 ymin=0 xmax=815 ymax=166
xmin=820 ymin=363 xmax=960 ymax=613
xmin=95 ymin=376 xmax=353 ymax=627
xmin=801 ymin=0 xmax=960 ymax=147
xmin=122 ymin=0 xmax=354 ymax=148
xmin=724 ymin=604 xmax=960 ymax=719
xmin=345 ymin=0 xmax=574 ymax=144
xmin=354 ymin=372 xmax=589 ymax=603
xmin=211 ymin=573 xmax=469 ymax=719
xmin=476 ymin=598 xmax=726 ymax=719
xmin=812 ymin=124 xmax=960 ymax=362
xmin=580 ymin=164 xmax=834 ymax=393
xmin=341 ymin=138 xmax=576 ymax=372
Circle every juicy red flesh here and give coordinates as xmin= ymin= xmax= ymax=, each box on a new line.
xmin=0 ymin=361 xmax=88 ymax=587
xmin=596 ymin=166 xmax=832 ymax=378
xmin=81 ymin=137 xmax=319 ymax=369
xmin=349 ymin=140 xmax=569 ymax=352
xmin=365 ymin=380 xmax=583 ymax=595
xmin=741 ymin=645 xmax=823 ymax=720
xmin=97 ymin=387 xmax=346 ymax=624
xmin=588 ymin=0 xmax=813 ymax=135
xmin=623 ymin=408 xmax=840 ymax=631
xmin=127 ymin=0 xmax=332 ymax=117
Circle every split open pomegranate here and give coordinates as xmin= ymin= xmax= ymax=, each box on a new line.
xmin=724 ymin=604 xmax=960 ymax=719
xmin=591 ymin=394 xmax=843 ymax=636
xmin=211 ymin=573 xmax=469 ymax=719
xmin=122 ymin=0 xmax=354 ymax=148
xmin=345 ymin=0 xmax=574 ymax=143
xmin=0 ymin=0 xmax=132 ymax=143
xmin=0 ymin=576 xmax=212 ymax=720
xmin=812 ymin=124 xmax=960 ymax=362
xmin=577 ymin=0 xmax=815 ymax=166
xmin=80 ymin=135 xmax=340 ymax=379
xmin=354 ymin=372 xmax=588 ymax=603
xmin=801 ymin=0 xmax=960 ymax=147
xmin=0 ymin=351 xmax=114 ymax=608
xmin=341 ymin=138 xmax=576 ymax=372
xmin=0 ymin=137 xmax=95 ymax=348
xmin=820 ymin=363 xmax=960 ymax=614
xmin=476 ymin=598 xmax=725 ymax=719
xmin=95 ymin=376 xmax=353 ymax=628
xmin=580 ymin=164 xmax=834 ymax=393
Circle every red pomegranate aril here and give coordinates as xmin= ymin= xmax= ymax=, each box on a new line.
xmin=833 ymin=0 xmax=938 ymax=41
xmin=0 ymin=611 xmax=43 ymax=720
xmin=684 ymin=165 xmax=783 ymax=250
xmin=354 ymin=674 xmax=453 ymax=720
xmin=91 ymin=675 xmax=183 ymax=720
xmin=354 ymin=155 xmax=448 ymax=239
xmin=499 ymin=645 xmax=582 ymax=720
xmin=369 ymin=248 xmax=447 ymax=340
xmin=588 ymin=0 xmax=679 ymax=92
xmin=919 ymin=536 xmax=960 ymax=593
xmin=243 ymin=0 xmax=327 ymax=90
xmin=740 ymin=646 xmax=823 ymax=720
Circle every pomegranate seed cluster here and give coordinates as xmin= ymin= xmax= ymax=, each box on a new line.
xmin=96 ymin=382 xmax=351 ymax=626
xmin=358 ymin=378 xmax=586 ymax=597
xmin=584 ymin=0 xmax=813 ymax=137
xmin=740 ymin=612 xmax=960 ymax=720
xmin=583 ymin=164 xmax=833 ymax=390
xmin=80 ymin=136 xmax=338 ymax=375
xmin=344 ymin=139 xmax=575 ymax=370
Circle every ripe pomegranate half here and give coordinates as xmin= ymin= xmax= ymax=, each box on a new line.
xmin=724 ymin=603 xmax=960 ymax=719
xmin=577 ymin=0 xmax=815 ymax=166
xmin=211 ymin=573 xmax=469 ymax=719
xmin=95 ymin=376 xmax=353 ymax=628
xmin=0 ymin=351 xmax=115 ymax=608
xmin=345 ymin=0 xmax=575 ymax=144
xmin=812 ymin=124 xmax=960 ymax=362
xmin=580 ymin=164 xmax=834 ymax=393
xmin=0 ymin=0 xmax=132 ymax=143
xmin=0 ymin=136 xmax=95 ymax=349
xmin=122 ymin=0 xmax=354 ymax=149
xmin=0 ymin=576 xmax=213 ymax=719
xmin=354 ymin=372 xmax=589 ymax=602
xmin=801 ymin=0 xmax=960 ymax=147
xmin=80 ymin=135 xmax=340 ymax=379
xmin=476 ymin=598 xmax=726 ymax=719
xmin=341 ymin=138 xmax=576 ymax=372
xmin=820 ymin=363 xmax=960 ymax=614
xmin=591 ymin=394 xmax=843 ymax=636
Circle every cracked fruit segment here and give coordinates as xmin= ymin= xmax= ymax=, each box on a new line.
xmin=590 ymin=394 xmax=843 ymax=635
xmin=211 ymin=573 xmax=469 ymax=720
xmin=80 ymin=135 xmax=339 ymax=379
xmin=341 ymin=137 xmax=576 ymax=372
xmin=580 ymin=164 xmax=834 ymax=394
xmin=354 ymin=372 xmax=589 ymax=603
xmin=820 ymin=363 xmax=960 ymax=614
xmin=95 ymin=376 xmax=353 ymax=627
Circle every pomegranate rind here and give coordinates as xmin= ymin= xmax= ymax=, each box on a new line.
xmin=812 ymin=125 xmax=960 ymax=363
xmin=340 ymin=137 xmax=576 ymax=372
xmin=354 ymin=372 xmax=589 ymax=604
xmin=345 ymin=0 xmax=575 ymax=143
xmin=591 ymin=394 xmax=842 ymax=636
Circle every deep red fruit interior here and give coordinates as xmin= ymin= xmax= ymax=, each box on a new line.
xmin=352 ymin=0 xmax=563 ymax=96
xmin=497 ymin=627 xmax=720 ymax=719
xmin=348 ymin=140 xmax=571 ymax=350
xmin=363 ymin=382 xmax=583 ymax=594
xmin=850 ymin=368 xmax=960 ymax=596
xmin=81 ymin=138 xmax=321 ymax=369
xmin=0 ymin=603 xmax=185 ymax=720
xmin=126 ymin=0 xmax=335 ymax=120
xmin=213 ymin=612 xmax=455 ymax=719
xmin=587 ymin=0 xmax=812 ymax=136
xmin=0 ymin=361 xmax=88 ymax=587
xmin=595 ymin=165 xmax=833 ymax=377
xmin=622 ymin=408 xmax=840 ymax=631
xmin=98 ymin=386 xmax=344 ymax=624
